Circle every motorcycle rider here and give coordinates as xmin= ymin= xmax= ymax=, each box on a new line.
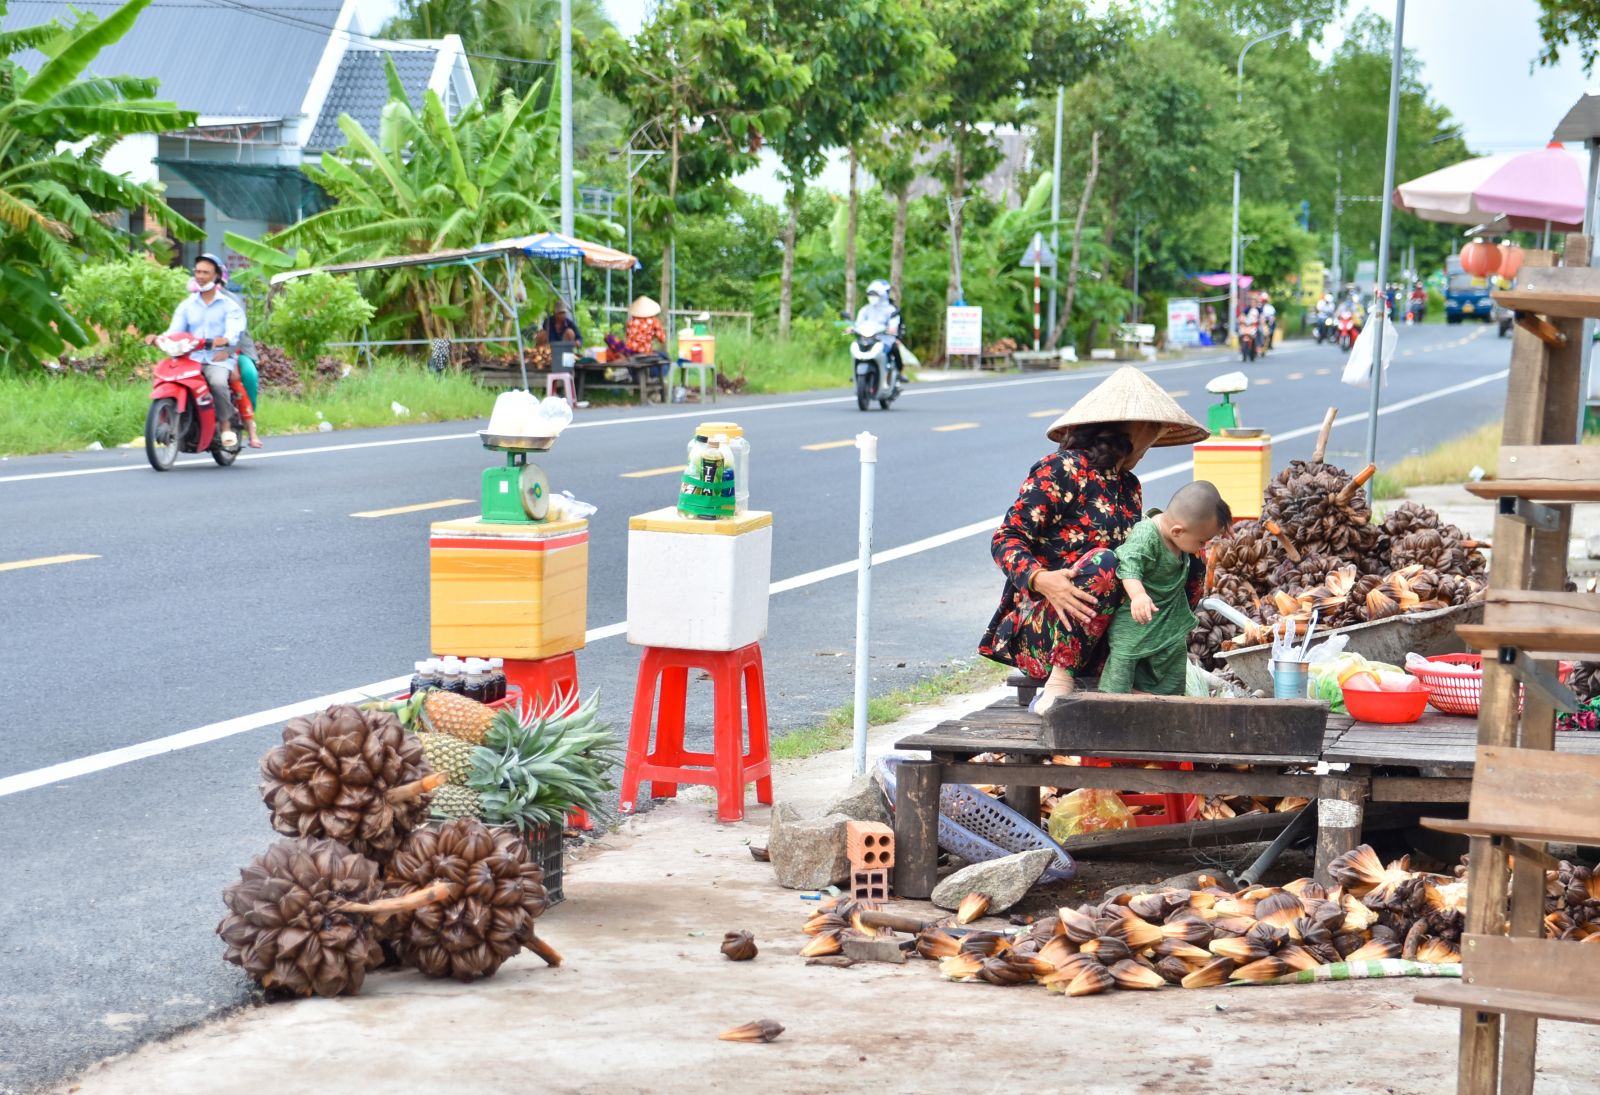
xmin=855 ymin=278 xmax=903 ymax=391
xmin=151 ymin=253 xmax=245 ymax=449
xmin=1315 ymin=291 xmax=1335 ymax=340
xmin=1259 ymin=292 xmax=1277 ymax=355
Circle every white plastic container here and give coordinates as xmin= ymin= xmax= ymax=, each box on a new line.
xmin=626 ymin=507 xmax=773 ymax=650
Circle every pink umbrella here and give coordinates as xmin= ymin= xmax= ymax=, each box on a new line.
xmin=1393 ymin=142 xmax=1586 ymax=232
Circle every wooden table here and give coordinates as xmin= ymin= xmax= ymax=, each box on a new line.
xmin=890 ymin=698 xmax=1600 ymax=899
xmin=574 ymin=357 xmax=667 ymax=405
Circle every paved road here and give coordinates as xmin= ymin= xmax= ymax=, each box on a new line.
xmin=0 ymin=321 xmax=1507 ymax=1091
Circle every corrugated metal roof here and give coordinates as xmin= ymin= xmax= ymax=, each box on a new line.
xmin=5 ymin=0 xmax=340 ymax=118
xmin=306 ymin=47 xmax=436 ymax=150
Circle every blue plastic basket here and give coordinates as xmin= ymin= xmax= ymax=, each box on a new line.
xmin=876 ymin=756 xmax=1075 ymax=883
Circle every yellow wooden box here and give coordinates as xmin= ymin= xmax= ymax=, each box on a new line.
xmin=1192 ymin=435 xmax=1272 ymax=520
xmin=429 ymin=516 xmax=588 ymax=659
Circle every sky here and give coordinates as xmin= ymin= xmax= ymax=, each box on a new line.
xmin=600 ymin=0 xmax=1594 ymax=199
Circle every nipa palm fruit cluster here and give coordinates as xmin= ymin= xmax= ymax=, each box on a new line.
xmin=373 ymin=688 xmax=619 ymax=833
xmin=799 ymin=845 xmax=1473 ymax=998
xmin=1192 ymin=464 xmax=1489 ymax=667
xmin=1544 ymin=860 xmax=1600 ymax=943
xmin=220 ymin=700 xmax=562 ymax=998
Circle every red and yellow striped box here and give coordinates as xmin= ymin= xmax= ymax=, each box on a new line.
xmin=429 ymin=516 xmax=588 ymax=659
xmin=1192 ymin=434 xmax=1273 ymax=520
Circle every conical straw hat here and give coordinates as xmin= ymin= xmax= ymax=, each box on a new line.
xmin=629 ymin=295 xmax=661 ymax=318
xmin=1046 ymin=365 xmax=1209 ymax=447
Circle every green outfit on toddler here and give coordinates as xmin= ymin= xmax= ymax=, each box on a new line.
xmin=1101 ymin=513 xmax=1196 ymax=695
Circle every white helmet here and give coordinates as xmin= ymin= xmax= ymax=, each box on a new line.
xmin=866 ymin=279 xmax=893 ymax=303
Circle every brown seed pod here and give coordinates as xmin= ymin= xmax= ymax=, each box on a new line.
xmin=721 ymin=930 xmax=758 ymax=961
xmin=383 ymin=818 xmax=552 ymax=982
xmin=719 ymin=1019 xmax=784 ymax=1043
xmin=259 ymin=704 xmax=436 ymax=864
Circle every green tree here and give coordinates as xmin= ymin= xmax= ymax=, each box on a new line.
xmin=236 ymin=59 xmax=606 ymax=341
xmin=0 ymin=0 xmax=200 ymax=371
xmin=1533 ymin=0 xmax=1600 ymax=72
xmin=924 ymin=0 xmax=1038 ymax=304
xmin=586 ymin=2 xmax=806 ymax=318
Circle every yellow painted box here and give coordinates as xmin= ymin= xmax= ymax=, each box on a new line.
xmin=1192 ymin=435 xmax=1272 ymax=520
xmin=429 ymin=516 xmax=588 ymax=659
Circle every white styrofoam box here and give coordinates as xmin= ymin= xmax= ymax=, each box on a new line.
xmin=626 ymin=508 xmax=773 ymax=651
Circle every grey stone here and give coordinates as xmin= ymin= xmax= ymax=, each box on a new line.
xmin=929 ymin=848 xmax=1055 ymax=913
xmin=824 ymin=774 xmax=891 ymax=826
xmin=767 ymin=805 xmax=851 ymax=890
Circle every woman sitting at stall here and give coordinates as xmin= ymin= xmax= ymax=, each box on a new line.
xmin=978 ymin=366 xmax=1210 ymax=713
xmin=623 ymin=296 xmax=668 ymax=355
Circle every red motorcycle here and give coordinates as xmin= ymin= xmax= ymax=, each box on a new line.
xmin=144 ymin=332 xmax=241 ymax=471
xmin=1335 ymin=307 xmax=1361 ymax=352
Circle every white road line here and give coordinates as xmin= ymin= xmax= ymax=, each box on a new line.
xmin=0 ymin=366 xmax=1511 ymax=799
xmin=0 ymin=358 xmax=1227 ymax=485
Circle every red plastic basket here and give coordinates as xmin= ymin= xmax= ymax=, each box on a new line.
xmin=1405 ymin=654 xmax=1572 ymax=717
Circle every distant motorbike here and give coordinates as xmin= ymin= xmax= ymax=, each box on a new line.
xmin=848 ymin=318 xmax=899 ymax=411
xmin=144 ymin=332 xmax=241 ymax=471
xmin=1238 ymin=319 xmax=1259 ymax=363
xmin=1336 ymin=307 xmax=1360 ymax=352
xmin=1312 ymin=312 xmax=1335 ymax=344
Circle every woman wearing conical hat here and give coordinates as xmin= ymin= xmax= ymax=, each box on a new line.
xmin=979 ymin=366 xmax=1209 ymax=712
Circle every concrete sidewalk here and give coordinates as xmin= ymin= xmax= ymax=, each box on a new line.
xmin=60 ymin=685 xmax=1593 ymax=1095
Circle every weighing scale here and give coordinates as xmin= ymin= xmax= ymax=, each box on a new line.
xmin=477 ymin=431 xmax=555 ymax=523
xmin=1204 ymin=371 xmax=1249 ymax=433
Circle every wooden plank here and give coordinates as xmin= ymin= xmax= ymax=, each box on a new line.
xmin=927 ymin=761 xmax=1320 ymax=798
xmin=1514 ymin=310 xmax=1568 ymax=349
xmin=1492 ymin=288 xmax=1600 ymax=320
xmin=1468 ymin=745 xmax=1600 ymax=833
xmin=892 ymin=760 xmax=940 ymax=900
xmin=1369 ymin=777 xmax=1472 ymax=803
xmin=1463 ymin=479 xmax=1600 ymax=501
xmin=1419 ymin=982 xmax=1600 ymax=1026
xmin=1038 ymin=692 xmax=1326 ymax=759
xmin=1004 ymin=784 xmax=1041 ymax=826
xmin=1422 ymin=817 xmax=1600 ymax=848
xmin=1055 ymin=809 xmax=1298 ymax=858
xmin=1457 ymin=623 xmax=1600 ymax=654
xmin=1496 ymin=443 xmax=1600 ymax=482
xmin=1462 ymin=932 xmax=1600 ymax=1002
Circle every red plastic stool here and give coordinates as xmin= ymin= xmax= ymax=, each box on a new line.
xmin=503 ymin=652 xmax=590 ymax=829
xmin=1081 ymin=756 xmax=1200 ymax=828
xmin=619 ymin=642 xmax=772 ymax=823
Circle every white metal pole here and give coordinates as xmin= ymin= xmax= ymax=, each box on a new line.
xmin=1364 ymin=0 xmax=1406 ymax=485
xmin=1229 ymin=168 xmax=1241 ymax=344
xmin=1032 ymin=232 xmax=1042 ymax=351
xmin=1582 ymin=139 xmax=1600 ymax=420
xmin=852 ymin=431 xmax=878 ymax=778
xmin=1049 ymin=85 xmax=1063 ymax=339
xmin=559 ymin=0 xmax=574 ymax=238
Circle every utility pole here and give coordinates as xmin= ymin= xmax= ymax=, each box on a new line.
xmin=1049 ymin=85 xmax=1063 ymax=339
xmin=1332 ymin=160 xmax=1343 ymax=288
xmin=1364 ymin=0 xmax=1406 ymax=484
xmin=1231 ymin=26 xmax=1292 ymax=344
xmin=559 ymin=0 xmax=574 ymax=238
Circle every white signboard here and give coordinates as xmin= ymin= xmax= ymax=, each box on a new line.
xmin=946 ymin=305 xmax=983 ymax=357
xmin=1166 ymin=298 xmax=1201 ymax=347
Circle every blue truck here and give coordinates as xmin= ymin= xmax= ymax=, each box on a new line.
xmin=1444 ymin=253 xmax=1494 ymax=325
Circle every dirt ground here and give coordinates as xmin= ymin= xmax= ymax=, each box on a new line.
xmin=59 ymin=687 xmax=1599 ymax=1095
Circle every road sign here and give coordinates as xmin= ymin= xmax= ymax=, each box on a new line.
xmin=946 ymin=306 xmax=983 ymax=357
xmin=1016 ymin=237 xmax=1056 ymax=268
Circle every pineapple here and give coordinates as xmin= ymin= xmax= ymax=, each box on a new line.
xmin=428 ymin=784 xmax=483 ymax=820
xmin=417 ymin=731 xmax=477 ymax=784
xmin=372 ymin=688 xmax=498 ymax=744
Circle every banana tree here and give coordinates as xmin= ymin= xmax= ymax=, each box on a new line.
xmin=0 ymin=0 xmax=200 ymax=371
xmin=245 ymin=59 xmax=611 ymax=341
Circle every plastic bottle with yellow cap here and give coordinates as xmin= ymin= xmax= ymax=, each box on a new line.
xmin=690 ymin=421 xmax=750 ymax=515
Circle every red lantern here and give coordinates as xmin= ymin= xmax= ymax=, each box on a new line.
xmin=1460 ymin=240 xmax=1502 ymax=278
xmin=1497 ymin=243 xmax=1524 ymax=281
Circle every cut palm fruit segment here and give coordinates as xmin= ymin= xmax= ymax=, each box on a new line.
xmin=1058 ymin=907 xmax=1099 ymax=943
xmin=1181 ymin=957 xmax=1236 ymax=989
xmin=1231 ymin=956 xmax=1292 ymax=982
xmin=1209 ymin=936 xmax=1268 ymax=963
xmin=800 ymin=932 xmax=842 ymax=958
xmin=955 ymin=893 xmax=991 ymax=925
xmin=914 ymin=928 xmax=961 ymax=960
xmin=1108 ymin=959 xmax=1165 ymax=990
xmin=1274 ymin=944 xmax=1322 ymax=972
xmin=938 ymin=953 xmax=984 ymax=981
xmin=719 ymin=1020 xmax=784 ymax=1043
xmin=1105 ymin=916 xmax=1163 ymax=951
xmin=1345 ymin=939 xmax=1400 ymax=962
xmin=1066 ymin=963 xmax=1115 ymax=997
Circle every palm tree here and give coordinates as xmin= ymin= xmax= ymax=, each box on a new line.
xmin=0 ymin=0 xmax=200 ymax=370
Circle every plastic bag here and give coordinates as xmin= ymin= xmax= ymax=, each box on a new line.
xmin=1047 ymin=788 xmax=1135 ymax=841
xmin=547 ymin=490 xmax=597 ymax=520
xmin=1341 ymin=313 xmax=1398 ymax=388
xmin=1309 ymin=652 xmax=1402 ymax=712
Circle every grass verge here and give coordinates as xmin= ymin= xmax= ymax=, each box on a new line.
xmin=770 ymin=660 xmax=1011 ymax=762
xmin=1371 ymin=421 xmax=1600 ymax=500
xmin=708 ymin=327 xmax=850 ymax=394
xmin=0 ymin=363 xmax=494 ymax=457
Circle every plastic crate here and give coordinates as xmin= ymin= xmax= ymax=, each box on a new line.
xmin=1081 ymin=757 xmax=1201 ymax=828
xmin=876 ymin=756 xmax=1075 ymax=882
xmin=523 ymin=822 xmax=564 ymax=906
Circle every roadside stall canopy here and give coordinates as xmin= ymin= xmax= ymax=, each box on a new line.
xmin=270 ymin=232 xmax=638 ymax=387
xmin=1393 ymin=144 xmax=1587 ymax=239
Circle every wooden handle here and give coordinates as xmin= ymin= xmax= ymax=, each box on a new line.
xmin=1334 ymin=464 xmax=1377 ymax=504
xmin=1312 ymin=407 xmax=1337 ymax=463
xmin=1262 ymin=519 xmax=1302 ymax=562
xmin=859 ymin=909 xmax=931 ymax=934
xmin=1204 ymin=542 xmax=1218 ymax=592
xmin=338 ymin=881 xmax=452 ymax=918
xmin=1460 ymin=539 xmax=1491 ymax=550
xmin=385 ymin=772 xmax=446 ymax=804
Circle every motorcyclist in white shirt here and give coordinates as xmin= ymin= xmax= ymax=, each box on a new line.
xmin=855 ymin=279 xmax=903 ymax=387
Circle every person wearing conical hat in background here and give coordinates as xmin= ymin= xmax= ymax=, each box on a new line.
xmin=624 ymin=295 xmax=668 ymax=356
xmin=978 ymin=366 xmax=1210 ymax=713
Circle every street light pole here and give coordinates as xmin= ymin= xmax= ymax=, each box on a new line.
xmin=1049 ymin=84 xmax=1063 ymax=339
xmin=559 ymin=0 xmax=574 ymax=239
xmin=1231 ymin=26 xmax=1292 ymax=344
xmin=1364 ymin=0 xmax=1406 ymax=484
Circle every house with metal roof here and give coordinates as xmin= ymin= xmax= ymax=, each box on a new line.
xmin=5 ymin=0 xmax=476 ymax=268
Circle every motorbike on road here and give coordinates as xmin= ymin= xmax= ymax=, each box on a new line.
xmin=1238 ymin=319 xmax=1260 ymax=363
xmin=848 ymin=318 xmax=899 ymax=411
xmin=144 ymin=332 xmax=242 ymax=471
xmin=1335 ymin=307 xmax=1361 ymax=352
